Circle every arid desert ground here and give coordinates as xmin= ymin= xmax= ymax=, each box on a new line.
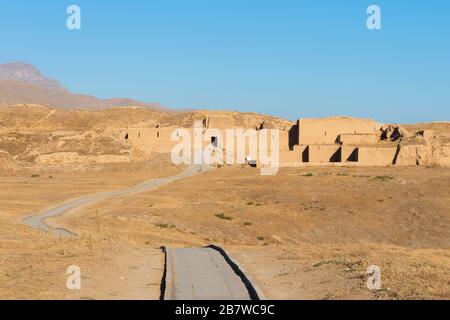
xmin=0 ymin=105 xmax=449 ymax=300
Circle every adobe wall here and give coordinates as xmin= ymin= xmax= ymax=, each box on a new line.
xmin=308 ymin=145 xmax=341 ymax=163
xmin=358 ymin=146 xmax=397 ymax=166
xmin=298 ymin=118 xmax=379 ymax=145
xmin=279 ymin=149 xmax=301 ymax=167
xmin=394 ymin=144 xmax=419 ymax=166
xmin=341 ymin=146 xmax=359 ymax=162
xmin=127 ymin=128 xmax=175 ymax=153
xmin=396 ymin=142 xmax=450 ymax=167
xmin=127 ymin=126 xmax=285 ymax=165
xmin=126 ymin=117 xmax=438 ymax=168
xmin=278 ymin=130 xmax=291 ymax=151
xmin=338 ymin=134 xmax=378 ymax=145
xmin=439 ymin=145 xmax=450 ymax=166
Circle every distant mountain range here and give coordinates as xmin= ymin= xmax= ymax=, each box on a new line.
xmin=0 ymin=62 xmax=168 ymax=111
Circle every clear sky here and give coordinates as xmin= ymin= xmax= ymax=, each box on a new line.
xmin=0 ymin=0 xmax=449 ymax=123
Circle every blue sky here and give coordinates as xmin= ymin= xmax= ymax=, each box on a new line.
xmin=0 ymin=0 xmax=449 ymax=123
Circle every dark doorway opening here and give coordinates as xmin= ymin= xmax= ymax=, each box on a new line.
xmin=211 ymin=136 xmax=218 ymax=147
xmin=288 ymin=124 xmax=299 ymax=150
xmin=302 ymin=146 xmax=309 ymax=163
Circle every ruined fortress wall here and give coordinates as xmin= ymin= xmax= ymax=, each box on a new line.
xmin=394 ymin=145 xmax=420 ymax=166
xmin=298 ymin=118 xmax=379 ymax=145
xmin=128 ymin=127 xmax=283 ymax=164
xmin=278 ymin=130 xmax=291 ymax=151
xmin=220 ymin=128 xmax=282 ymax=163
xmin=358 ymin=146 xmax=397 ymax=166
xmin=308 ymin=145 xmax=341 ymax=163
xmin=279 ymin=150 xmax=301 ymax=166
xmin=341 ymin=146 xmax=359 ymax=162
xmin=127 ymin=128 xmax=175 ymax=153
xmin=126 ymin=117 xmax=440 ymax=168
xmin=440 ymin=145 xmax=450 ymax=166
xmin=338 ymin=134 xmax=378 ymax=145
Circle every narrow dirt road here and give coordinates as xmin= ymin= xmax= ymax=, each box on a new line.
xmin=22 ymin=164 xmax=209 ymax=236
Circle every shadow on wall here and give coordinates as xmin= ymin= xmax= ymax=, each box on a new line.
xmin=302 ymin=146 xmax=309 ymax=162
xmin=289 ymin=123 xmax=299 ymax=150
xmin=347 ymin=148 xmax=359 ymax=162
xmin=330 ymin=148 xmax=342 ymax=163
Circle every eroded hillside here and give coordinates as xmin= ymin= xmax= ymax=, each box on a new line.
xmin=0 ymin=105 xmax=294 ymax=172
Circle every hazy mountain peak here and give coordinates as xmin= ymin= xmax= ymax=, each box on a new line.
xmin=0 ymin=61 xmax=67 ymax=92
xmin=0 ymin=61 xmax=169 ymax=111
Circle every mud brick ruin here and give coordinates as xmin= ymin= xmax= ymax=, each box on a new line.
xmin=125 ymin=115 xmax=448 ymax=167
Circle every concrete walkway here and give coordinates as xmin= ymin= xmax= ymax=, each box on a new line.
xmin=164 ymin=247 xmax=256 ymax=300
xmin=22 ymin=164 xmax=209 ymax=237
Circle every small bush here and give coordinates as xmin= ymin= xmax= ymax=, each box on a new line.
xmin=303 ymin=173 xmax=314 ymax=177
xmin=257 ymin=236 xmax=265 ymax=241
xmin=155 ymin=223 xmax=175 ymax=228
xmin=243 ymin=221 xmax=252 ymax=226
xmin=373 ymin=175 xmax=394 ymax=181
xmin=31 ymin=174 xmax=40 ymax=178
xmin=215 ymin=213 xmax=233 ymax=221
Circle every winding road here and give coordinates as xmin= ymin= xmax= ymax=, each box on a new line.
xmin=22 ymin=164 xmax=209 ymax=237
xmin=21 ymin=164 xmax=264 ymax=300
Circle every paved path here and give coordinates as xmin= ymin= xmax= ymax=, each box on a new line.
xmin=23 ymin=164 xmax=209 ymax=237
xmin=164 ymin=247 xmax=259 ymax=300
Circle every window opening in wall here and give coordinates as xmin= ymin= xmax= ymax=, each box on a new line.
xmin=211 ymin=136 xmax=218 ymax=147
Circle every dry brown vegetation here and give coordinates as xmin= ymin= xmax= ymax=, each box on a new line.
xmin=45 ymin=165 xmax=449 ymax=300
xmin=0 ymin=105 xmax=449 ymax=300
xmin=0 ymin=156 xmax=180 ymax=299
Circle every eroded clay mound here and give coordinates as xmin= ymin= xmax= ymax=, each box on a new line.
xmin=389 ymin=123 xmax=450 ymax=167
xmin=35 ymin=152 xmax=131 ymax=165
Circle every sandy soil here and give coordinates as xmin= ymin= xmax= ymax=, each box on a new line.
xmin=43 ymin=165 xmax=450 ymax=300
xmin=0 ymin=156 xmax=179 ymax=299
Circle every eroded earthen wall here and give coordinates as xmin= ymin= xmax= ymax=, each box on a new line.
xmin=358 ymin=146 xmax=397 ymax=166
xmin=298 ymin=118 xmax=378 ymax=145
